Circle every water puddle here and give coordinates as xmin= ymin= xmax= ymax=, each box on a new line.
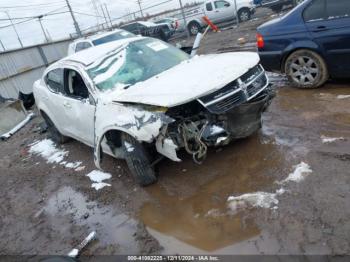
xmin=43 ymin=186 xmax=139 ymax=254
xmin=140 ymin=135 xmax=289 ymax=253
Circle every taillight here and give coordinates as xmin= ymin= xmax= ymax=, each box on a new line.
xmin=256 ymin=33 xmax=264 ymax=49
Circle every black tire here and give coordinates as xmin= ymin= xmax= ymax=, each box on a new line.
xmin=42 ymin=113 xmax=70 ymax=144
xmin=188 ymin=21 xmax=202 ymax=36
xmin=270 ymin=5 xmax=283 ymax=13
xmin=284 ymin=49 xmax=329 ymax=89
xmin=159 ymin=29 xmax=168 ymax=42
xmin=238 ymin=8 xmax=251 ymax=22
xmin=122 ymin=133 xmax=157 ymax=186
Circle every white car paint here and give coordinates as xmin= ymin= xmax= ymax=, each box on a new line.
xmin=112 ymin=52 xmax=259 ymax=107
xmin=67 ymin=29 xmax=135 ymax=55
xmin=34 ymin=37 xmax=265 ymax=171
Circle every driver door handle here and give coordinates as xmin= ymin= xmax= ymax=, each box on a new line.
xmin=313 ymin=25 xmax=327 ymax=32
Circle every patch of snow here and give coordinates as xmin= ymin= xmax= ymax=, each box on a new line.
xmin=86 ymin=170 xmax=112 ymax=191
xmin=124 ymin=141 xmax=135 ymax=152
xmin=29 ymin=139 xmax=83 ymax=170
xmin=205 ymin=209 xmax=225 ymax=218
xmin=281 ymin=162 xmax=312 ymax=183
xmin=91 ymin=182 xmax=111 ymax=191
xmin=65 ymin=162 xmax=82 ymax=169
xmin=321 ymin=135 xmax=344 ymax=144
xmin=228 ymin=192 xmax=279 ymax=212
xmin=337 ymin=95 xmax=350 ymax=100
xmin=75 ymin=166 xmax=86 ymax=172
xmin=276 ymin=188 xmax=286 ymax=195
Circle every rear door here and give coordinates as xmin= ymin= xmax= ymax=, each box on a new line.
xmin=305 ymin=0 xmax=350 ymax=76
xmin=60 ymin=68 xmax=95 ymax=145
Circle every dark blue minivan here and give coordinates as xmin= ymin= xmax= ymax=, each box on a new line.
xmin=257 ymin=0 xmax=350 ymax=88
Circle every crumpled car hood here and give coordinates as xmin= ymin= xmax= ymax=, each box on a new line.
xmin=110 ymin=52 xmax=260 ymax=107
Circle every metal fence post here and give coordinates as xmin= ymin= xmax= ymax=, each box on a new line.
xmin=37 ymin=46 xmax=49 ymax=67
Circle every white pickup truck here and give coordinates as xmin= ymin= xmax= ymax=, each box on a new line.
xmin=185 ymin=0 xmax=256 ymax=35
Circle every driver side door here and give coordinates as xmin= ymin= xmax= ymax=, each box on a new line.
xmin=210 ymin=0 xmax=235 ymax=23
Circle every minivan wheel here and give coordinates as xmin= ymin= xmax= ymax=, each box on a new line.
xmin=122 ymin=133 xmax=157 ymax=186
xmin=188 ymin=21 xmax=201 ymax=36
xmin=238 ymin=8 xmax=251 ymax=22
xmin=285 ymin=49 xmax=328 ymax=89
xmin=43 ymin=114 xmax=70 ymax=144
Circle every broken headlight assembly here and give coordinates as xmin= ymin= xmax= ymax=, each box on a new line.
xmin=138 ymin=104 xmax=168 ymax=113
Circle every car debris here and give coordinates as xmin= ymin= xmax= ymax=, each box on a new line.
xmin=68 ymin=231 xmax=96 ymax=258
xmin=0 ymin=100 xmax=34 ymax=140
xmin=34 ymin=36 xmax=274 ymax=186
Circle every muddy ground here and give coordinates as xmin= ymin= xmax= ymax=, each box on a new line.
xmin=0 ymin=8 xmax=350 ymax=259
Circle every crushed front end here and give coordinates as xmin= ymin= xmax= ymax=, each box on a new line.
xmin=156 ymin=64 xmax=275 ymax=163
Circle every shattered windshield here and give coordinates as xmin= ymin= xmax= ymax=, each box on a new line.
xmin=87 ymin=38 xmax=189 ymax=91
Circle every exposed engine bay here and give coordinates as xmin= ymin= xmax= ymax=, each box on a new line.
xmin=156 ymin=64 xmax=275 ymax=164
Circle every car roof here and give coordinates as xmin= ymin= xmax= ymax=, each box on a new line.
xmin=122 ymin=21 xmax=155 ymax=27
xmin=72 ymin=29 xmax=126 ymax=43
xmin=63 ymin=36 xmax=143 ymax=66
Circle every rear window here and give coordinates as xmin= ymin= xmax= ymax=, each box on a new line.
xmin=75 ymin=42 xmax=92 ymax=52
xmin=303 ymin=0 xmax=326 ymax=22
xmin=92 ymin=31 xmax=135 ymax=45
xmin=326 ymin=0 xmax=350 ymax=19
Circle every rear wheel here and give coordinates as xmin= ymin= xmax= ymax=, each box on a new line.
xmin=238 ymin=8 xmax=251 ymax=22
xmin=122 ymin=133 xmax=157 ymax=186
xmin=285 ymin=49 xmax=329 ymax=89
xmin=188 ymin=21 xmax=201 ymax=36
xmin=42 ymin=114 xmax=70 ymax=144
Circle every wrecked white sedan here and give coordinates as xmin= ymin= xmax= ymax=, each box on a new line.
xmin=34 ymin=37 xmax=273 ymax=186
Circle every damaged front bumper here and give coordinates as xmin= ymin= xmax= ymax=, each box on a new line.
xmin=156 ymin=65 xmax=275 ymax=163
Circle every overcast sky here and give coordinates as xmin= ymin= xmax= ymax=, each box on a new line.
xmin=0 ymin=0 xmax=195 ymax=51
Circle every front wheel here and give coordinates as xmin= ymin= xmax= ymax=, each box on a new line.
xmin=238 ymin=8 xmax=251 ymax=22
xmin=284 ymin=49 xmax=329 ymax=89
xmin=122 ymin=133 xmax=157 ymax=186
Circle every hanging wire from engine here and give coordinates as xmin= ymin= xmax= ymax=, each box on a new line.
xmin=178 ymin=121 xmax=208 ymax=164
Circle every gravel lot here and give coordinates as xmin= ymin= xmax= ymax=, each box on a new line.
xmin=0 ymin=8 xmax=350 ymax=258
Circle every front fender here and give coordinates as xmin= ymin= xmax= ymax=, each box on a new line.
xmin=93 ymin=102 xmax=173 ymax=169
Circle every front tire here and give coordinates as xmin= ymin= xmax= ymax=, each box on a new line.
xmin=122 ymin=133 xmax=157 ymax=186
xmin=284 ymin=49 xmax=329 ymax=89
xmin=238 ymin=8 xmax=251 ymax=22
